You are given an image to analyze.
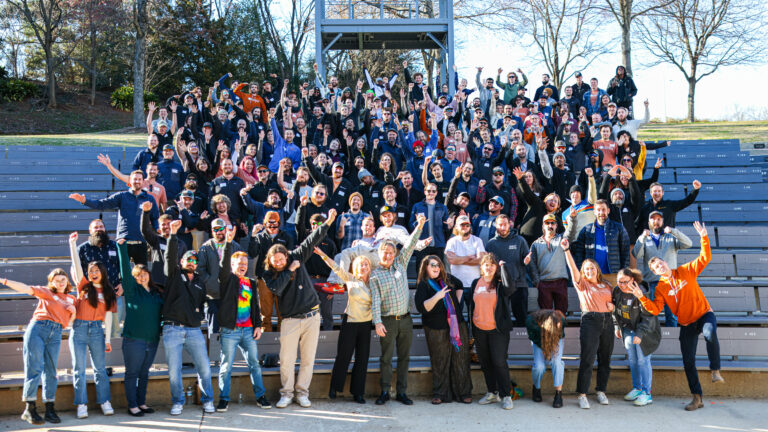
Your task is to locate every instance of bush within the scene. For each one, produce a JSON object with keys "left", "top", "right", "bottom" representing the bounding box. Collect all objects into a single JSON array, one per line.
[
  {"left": 110, "top": 85, "right": 159, "bottom": 111},
  {"left": 0, "top": 77, "right": 40, "bottom": 102}
]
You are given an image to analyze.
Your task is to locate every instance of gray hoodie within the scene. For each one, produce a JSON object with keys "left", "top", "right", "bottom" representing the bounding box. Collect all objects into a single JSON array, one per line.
[
  {"left": 528, "top": 233, "right": 569, "bottom": 284},
  {"left": 486, "top": 230, "right": 530, "bottom": 288},
  {"left": 633, "top": 228, "right": 693, "bottom": 282}
]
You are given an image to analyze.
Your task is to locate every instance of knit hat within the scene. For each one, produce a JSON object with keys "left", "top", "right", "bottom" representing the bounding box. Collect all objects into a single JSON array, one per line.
[
  {"left": 348, "top": 191, "right": 363, "bottom": 205},
  {"left": 412, "top": 140, "right": 424, "bottom": 150},
  {"left": 553, "top": 151, "right": 566, "bottom": 160},
  {"left": 357, "top": 168, "right": 373, "bottom": 181},
  {"left": 611, "top": 188, "right": 625, "bottom": 199}
]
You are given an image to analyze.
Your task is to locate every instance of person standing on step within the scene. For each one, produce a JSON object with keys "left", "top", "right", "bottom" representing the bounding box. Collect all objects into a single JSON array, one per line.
[
  {"left": 4, "top": 271, "right": 75, "bottom": 425},
  {"left": 628, "top": 221, "right": 724, "bottom": 412},
  {"left": 198, "top": 218, "right": 242, "bottom": 336},
  {"left": 526, "top": 309, "right": 566, "bottom": 408}
]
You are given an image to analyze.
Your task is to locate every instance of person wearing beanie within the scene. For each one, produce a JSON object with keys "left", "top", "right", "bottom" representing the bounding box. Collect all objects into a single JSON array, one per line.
[
  {"left": 337, "top": 192, "right": 369, "bottom": 250},
  {"left": 561, "top": 168, "right": 597, "bottom": 235},
  {"left": 598, "top": 165, "right": 642, "bottom": 242},
  {"left": 355, "top": 168, "right": 385, "bottom": 214}
]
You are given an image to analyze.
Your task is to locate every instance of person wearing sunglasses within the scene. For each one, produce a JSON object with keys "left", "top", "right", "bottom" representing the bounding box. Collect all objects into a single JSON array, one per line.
[
  {"left": 162, "top": 220, "right": 215, "bottom": 416},
  {"left": 303, "top": 147, "right": 353, "bottom": 214},
  {"left": 197, "top": 218, "right": 242, "bottom": 336},
  {"left": 410, "top": 182, "right": 449, "bottom": 266},
  {"left": 527, "top": 214, "right": 570, "bottom": 314}
]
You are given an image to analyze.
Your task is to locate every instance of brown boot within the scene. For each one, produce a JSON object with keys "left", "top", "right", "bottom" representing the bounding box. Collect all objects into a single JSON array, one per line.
[
  {"left": 711, "top": 370, "right": 725, "bottom": 383},
  {"left": 685, "top": 394, "right": 703, "bottom": 411}
]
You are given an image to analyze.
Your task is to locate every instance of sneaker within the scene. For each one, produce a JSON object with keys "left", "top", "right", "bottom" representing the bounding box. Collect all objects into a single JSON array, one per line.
[
  {"left": 712, "top": 370, "right": 725, "bottom": 383},
  {"left": 501, "top": 396, "right": 514, "bottom": 410},
  {"left": 101, "top": 401, "right": 114, "bottom": 416},
  {"left": 296, "top": 395, "right": 311, "bottom": 408},
  {"left": 624, "top": 388, "right": 643, "bottom": 401},
  {"left": 275, "top": 395, "right": 293, "bottom": 408},
  {"left": 596, "top": 391, "right": 610, "bottom": 405},
  {"left": 77, "top": 404, "right": 88, "bottom": 419},
  {"left": 478, "top": 392, "right": 500, "bottom": 405},
  {"left": 203, "top": 401, "right": 215, "bottom": 414},
  {"left": 256, "top": 396, "right": 272, "bottom": 409},
  {"left": 170, "top": 404, "right": 183, "bottom": 416},
  {"left": 634, "top": 392, "right": 653, "bottom": 406},
  {"left": 216, "top": 399, "right": 229, "bottom": 412},
  {"left": 578, "top": 395, "right": 590, "bottom": 409}
]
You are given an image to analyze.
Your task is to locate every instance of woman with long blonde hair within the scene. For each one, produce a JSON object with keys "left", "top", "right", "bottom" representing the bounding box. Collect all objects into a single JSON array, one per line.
[{"left": 526, "top": 309, "right": 566, "bottom": 408}]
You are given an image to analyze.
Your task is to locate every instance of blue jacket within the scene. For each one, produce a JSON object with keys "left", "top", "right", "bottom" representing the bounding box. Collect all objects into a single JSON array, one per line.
[
  {"left": 410, "top": 201, "right": 450, "bottom": 248},
  {"left": 406, "top": 155, "right": 428, "bottom": 192},
  {"left": 268, "top": 118, "right": 301, "bottom": 172},
  {"left": 156, "top": 159, "right": 185, "bottom": 200},
  {"left": 83, "top": 190, "right": 160, "bottom": 241},
  {"left": 572, "top": 220, "right": 630, "bottom": 274},
  {"left": 582, "top": 88, "right": 607, "bottom": 117},
  {"left": 439, "top": 158, "right": 462, "bottom": 178},
  {"left": 132, "top": 147, "right": 161, "bottom": 173}
]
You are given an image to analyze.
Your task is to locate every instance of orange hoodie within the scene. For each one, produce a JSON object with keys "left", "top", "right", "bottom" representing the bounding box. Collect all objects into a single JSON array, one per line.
[
  {"left": 639, "top": 235, "right": 712, "bottom": 326},
  {"left": 233, "top": 83, "right": 267, "bottom": 122}
]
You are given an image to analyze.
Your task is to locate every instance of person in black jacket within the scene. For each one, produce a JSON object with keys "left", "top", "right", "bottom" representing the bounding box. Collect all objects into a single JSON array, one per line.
[
  {"left": 607, "top": 66, "right": 638, "bottom": 113},
  {"left": 466, "top": 253, "right": 517, "bottom": 410},
  {"left": 612, "top": 268, "right": 661, "bottom": 407},
  {"left": 161, "top": 222, "right": 215, "bottom": 416},
  {"left": 485, "top": 214, "right": 530, "bottom": 327},
  {"left": 599, "top": 165, "right": 642, "bottom": 242},
  {"left": 264, "top": 208, "right": 337, "bottom": 409},
  {"left": 303, "top": 149, "right": 353, "bottom": 214},
  {"left": 141, "top": 203, "right": 187, "bottom": 288},
  {"left": 637, "top": 180, "right": 701, "bottom": 231},
  {"left": 414, "top": 256, "right": 472, "bottom": 405},
  {"left": 215, "top": 230, "right": 271, "bottom": 412}
]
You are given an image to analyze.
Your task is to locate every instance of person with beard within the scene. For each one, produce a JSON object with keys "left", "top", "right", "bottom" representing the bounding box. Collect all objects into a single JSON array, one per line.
[
  {"left": 473, "top": 195, "right": 505, "bottom": 246},
  {"left": 607, "top": 65, "right": 638, "bottom": 112},
  {"left": 98, "top": 155, "right": 168, "bottom": 212},
  {"left": 548, "top": 147, "right": 576, "bottom": 202},
  {"left": 208, "top": 158, "right": 246, "bottom": 223},
  {"left": 70, "top": 170, "right": 159, "bottom": 266},
  {"left": 599, "top": 165, "right": 642, "bottom": 242},
  {"left": 198, "top": 218, "right": 243, "bottom": 336},
  {"left": 633, "top": 211, "right": 693, "bottom": 327},
  {"left": 133, "top": 134, "right": 162, "bottom": 173},
  {"left": 446, "top": 162, "right": 481, "bottom": 216},
  {"left": 140, "top": 201, "right": 187, "bottom": 288},
  {"left": 562, "top": 168, "right": 598, "bottom": 234},
  {"left": 468, "top": 136, "right": 504, "bottom": 187},
  {"left": 163, "top": 190, "right": 200, "bottom": 248},
  {"left": 304, "top": 148, "right": 354, "bottom": 214},
  {"left": 486, "top": 214, "right": 530, "bottom": 327},
  {"left": 422, "top": 156, "right": 451, "bottom": 202},
  {"left": 534, "top": 73, "right": 559, "bottom": 101},
  {"left": 504, "top": 142, "right": 544, "bottom": 187},
  {"left": 637, "top": 180, "right": 701, "bottom": 232},
  {"left": 336, "top": 193, "right": 368, "bottom": 250},
  {"left": 268, "top": 111, "right": 301, "bottom": 172},
  {"left": 374, "top": 185, "right": 410, "bottom": 227},
  {"left": 403, "top": 60, "right": 432, "bottom": 102},
  {"left": 241, "top": 187, "right": 285, "bottom": 230},
  {"left": 526, "top": 214, "right": 570, "bottom": 314},
  {"left": 355, "top": 169, "right": 384, "bottom": 214},
  {"left": 76, "top": 219, "right": 121, "bottom": 292},
  {"left": 396, "top": 170, "right": 425, "bottom": 210},
  {"left": 446, "top": 215, "right": 486, "bottom": 291},
  {"left": 199, "top": 193, "right": 240, "bottom": 237},
  {"left": 156, "top": 144, "right": 185, "bottom": 200},
  {"left": 513, "top": 167, "right": 564, "bottom": 245},
  {"left": 478, "top": 167, "right": 517, "bottom": 219}
]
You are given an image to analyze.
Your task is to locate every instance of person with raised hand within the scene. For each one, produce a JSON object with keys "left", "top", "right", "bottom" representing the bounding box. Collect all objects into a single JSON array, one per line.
[
  {"left": 4, "top": 270, "right": 75, "bottom": 425},
  {"left": 264, "top": 208, "right": 337, "bottom": 409},
  {"left": 116, "top": 238, "right": 163, "bottom": 417},
  {"left": 628, "top": 221, "right": 723, "bottom": 411}
]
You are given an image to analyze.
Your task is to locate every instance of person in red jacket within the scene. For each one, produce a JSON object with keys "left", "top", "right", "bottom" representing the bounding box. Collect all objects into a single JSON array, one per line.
[{"left": 628, "top": 221, "right": 724, "bottom": 411}]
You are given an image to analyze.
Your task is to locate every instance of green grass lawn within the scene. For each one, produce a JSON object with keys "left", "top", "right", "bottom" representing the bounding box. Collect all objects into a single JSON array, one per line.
[{"left": 0, "top": 132, "right": 146, "bottom": 147}]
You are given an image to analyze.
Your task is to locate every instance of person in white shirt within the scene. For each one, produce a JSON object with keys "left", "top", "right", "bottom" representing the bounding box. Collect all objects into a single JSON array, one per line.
[{"left": 445, "top": 215, "right": 486, "bottom": 289}]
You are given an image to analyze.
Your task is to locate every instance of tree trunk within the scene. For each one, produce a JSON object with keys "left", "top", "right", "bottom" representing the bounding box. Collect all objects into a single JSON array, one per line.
[
  {"left": 132, "top": 0, "right": 148, "bottom": 128},
  {"left": 621, "top": 21, "right": 632, "bottom": 76},
  {"left": 90, "top": 24, "right": 96, "bottom": 106},
  {"left": 687, "top": 77, "right": 696, "bottom": 122},
  {"left": 45, "top": 48, "right": 56, "bottom": 108}
]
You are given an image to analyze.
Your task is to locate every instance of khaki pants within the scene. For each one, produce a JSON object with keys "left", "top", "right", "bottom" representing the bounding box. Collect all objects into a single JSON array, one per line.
[
  {"left": 279, "top": 312, "right": 321, "bottom": 398},
  {"left": 258, "top": 279, "right": 282, "bottom": 332}
]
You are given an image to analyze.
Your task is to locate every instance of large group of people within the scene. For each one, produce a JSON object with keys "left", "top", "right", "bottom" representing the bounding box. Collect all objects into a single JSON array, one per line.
[{"left": 6, "top": 62, "right": 726, "bottom": 425}]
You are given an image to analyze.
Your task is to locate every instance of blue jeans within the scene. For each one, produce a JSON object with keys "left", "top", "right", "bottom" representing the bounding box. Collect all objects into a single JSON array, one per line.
[
  {"left": 111, "top": 297, "right": 125, "bottom": 339},
  {"left": 23, "top": 320, "right": 62, "bottom": 402},
  {"left": 122, "top": 337, "right": 159, "bottom": 408},
  {"left": 218, "top": 327, "right": 266, "bottom": 401},
  {"left": 649, "top": 281, "right": 678, "bottom": 327},
  {"left": 162, "top": 324, "right": 213, "bottom": 405},
  {"left": 70, "top": 319, "right": 111, "bottom": 405},
  {"left": 531, "top": 339, "right": 564, "bottom": 389},
  {"left": 623, "top": 329, "right": 653, "bottom": 394}
]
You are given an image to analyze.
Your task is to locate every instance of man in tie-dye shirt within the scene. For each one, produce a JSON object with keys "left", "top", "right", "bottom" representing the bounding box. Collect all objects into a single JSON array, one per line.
[{"left": 215, "top": 226, "right": 272, "bottom": 412}]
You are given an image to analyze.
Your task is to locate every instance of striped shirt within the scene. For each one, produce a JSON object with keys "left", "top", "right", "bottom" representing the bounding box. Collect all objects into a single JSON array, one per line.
[{"left": 369, "top": 224, "right": 422, "bottom": 324}]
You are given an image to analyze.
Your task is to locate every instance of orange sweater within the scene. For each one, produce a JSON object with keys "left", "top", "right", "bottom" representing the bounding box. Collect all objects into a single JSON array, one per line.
[
  {"left": 233, "top": 83, "right": 267, "bottom": 122},
  {"left": 639, "top": 235, "right": 712, "bottom": 326}
]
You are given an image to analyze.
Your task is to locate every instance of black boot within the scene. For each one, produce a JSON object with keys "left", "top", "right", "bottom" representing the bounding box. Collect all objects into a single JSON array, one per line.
[
  {"left": 532, "top": 386, "right": 542, "bottom": 402},
  {"left": 553, "top": 391, "right": 563, "bottom": 408},
  {"left": 44, "top": 402, "right": 61, "bottom": 423},
  {"left": 21, "top": 402, "right": 44, "bottom": 425}
]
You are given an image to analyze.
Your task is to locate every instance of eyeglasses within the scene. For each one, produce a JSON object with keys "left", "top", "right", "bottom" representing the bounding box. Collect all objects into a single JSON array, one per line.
[
  {"left": 428, "top": 262, "right": 441, "bottom": 268},
  {"left": 544, "top": 221, "right": 557, "bottom": 225},
  {"left": 213, "top": 226, "right": 226, "bottom": 233},
  {"left": 618, "top": 279, "right": 631, "bottom": 285},
  {"left": 186, "top": 258, "right": 198, "bottom": 265},
  {"left": 493, "top": 172, "right": 504, "bottom": 176},
  {"left": 258, "top": 169, "right": 269, "bottom": 173}
]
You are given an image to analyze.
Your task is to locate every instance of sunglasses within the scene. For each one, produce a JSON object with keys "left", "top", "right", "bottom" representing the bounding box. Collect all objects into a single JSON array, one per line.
[
  {"left": 622, "top": 159, "right": 633, "bottom": 163},
  {"left": 428, "top": 262, "right": 441, "bottom": 268},
  {"left": 425, "top": 190, "right": 437, "bottom": 193},
  {"left": 186, "top": 258, "right": 198, "bottom": 264},
  {"left": 493, "top": 172, "right": 504, "bottom": 176},
  {"left": 258, "top": 169, "right": 269, "bottom": 173},
  {"left": 460, "top": 223, "right": 471, "bottom": 227},
  {"left": 311, "top": 222, "right": 324, "bottom": 227},
  {"left": 544, "top": 221, "right": 557, "bottom": 225},
  {"left": 213, "top": 226, "right": 226, "bottom": 233},
  {"left": 315, "top": 192, "right": 326, "bottom": 196}
]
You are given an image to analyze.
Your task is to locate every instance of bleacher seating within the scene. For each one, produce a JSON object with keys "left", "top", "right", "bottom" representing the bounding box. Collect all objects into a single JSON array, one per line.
[{"left": 1, "top": 139, "right": 766, "bottom": 392}]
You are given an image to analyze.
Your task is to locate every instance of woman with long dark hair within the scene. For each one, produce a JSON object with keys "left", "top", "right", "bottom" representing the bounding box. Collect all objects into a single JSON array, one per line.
[
  {"left": 314, "top": 248, "right": 372, "bottom": 404},
  {"left": 117, "top": 239, "right": 163, "bottom": 416},
  {"left": 466, "top": 253, "right": 516, "bottom": 410},
  {"left": 68, "top": 232, "right": 118, "bottom": 419},
  {"left": 526, "top": 309, "right": 566, "bottom": 408},
  {"left": 4, "top": 269, "right": 75, "bottom": 425},
  {"left": 415, "top": 255, "right": 472, "bottom": 404}
]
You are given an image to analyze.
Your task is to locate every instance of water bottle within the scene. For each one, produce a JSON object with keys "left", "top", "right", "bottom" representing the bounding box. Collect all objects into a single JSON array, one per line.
[
  {"left": 238, "top": 393, "right": 244, "bottom": 404},
  {"left": 185, "top": 385, "right": 194, "bottom": 405}
]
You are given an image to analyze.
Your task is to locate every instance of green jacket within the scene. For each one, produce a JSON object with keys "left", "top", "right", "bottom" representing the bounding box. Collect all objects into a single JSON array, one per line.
[{"left": 496, "top": 71, "right": 528, "bottom": 105}]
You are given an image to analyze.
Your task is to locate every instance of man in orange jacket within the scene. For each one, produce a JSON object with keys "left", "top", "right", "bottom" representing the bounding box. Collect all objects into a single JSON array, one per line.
[
  {"left": 629, "top": 221, "right": 723, "bottom": 411},
  {"left": 233, "top": 82, "right": 267, "bottom": 123}
]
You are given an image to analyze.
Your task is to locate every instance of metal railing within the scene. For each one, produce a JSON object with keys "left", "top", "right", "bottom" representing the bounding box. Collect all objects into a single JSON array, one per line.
[{"left": 323, "top": 0, "right": 441, "bottom": 20}]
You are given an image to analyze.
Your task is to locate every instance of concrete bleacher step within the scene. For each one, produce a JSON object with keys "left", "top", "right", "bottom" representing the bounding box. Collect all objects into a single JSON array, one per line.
[{"left": 0, "top": 211, "right": 118, "bottom": 235}]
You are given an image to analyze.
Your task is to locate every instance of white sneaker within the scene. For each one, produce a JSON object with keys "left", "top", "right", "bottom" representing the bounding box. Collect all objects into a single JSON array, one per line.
[
  {"left": 77, "top": 404, "right": 88, "bottom": 419},
  {"left": 296, "top": 395, "right": 311, "bottom": 408},
  {"left": 501, "top": 396, "right": 514, "bottom": 410},
  {"left": 634, "top": 392, "right": 653, "bottom": 406},
  {"left": 100, "top": 401, "right": 114, "bottom": 416},
  {"left": 624, "top": 388, "right": 643, "bottom": 401},
  {"left": 202, "top": 401, "right": 215, "bottom": 413},
  {"left": 170, "top": 404, "right": 183, "bottom": 416},
  {"left": 578, "top": 395, "right": 591, "bottom": 409},
  {"left": 275, "top": 395, "right": 293, "bottom": 408},
  {"left": 596, "top": 391, "right": 610, "bottom": 405},
  {"left": 478, "top": 392, "right": 500, "bottom": 405}
]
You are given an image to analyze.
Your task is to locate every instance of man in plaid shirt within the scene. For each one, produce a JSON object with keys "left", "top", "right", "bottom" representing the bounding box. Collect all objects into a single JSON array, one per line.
[
  {"left": 370, "top": 214, "right": 426, "bottom": 406},
  {"left": 335, "top": 192, "right": 368, "bottom": 250}
]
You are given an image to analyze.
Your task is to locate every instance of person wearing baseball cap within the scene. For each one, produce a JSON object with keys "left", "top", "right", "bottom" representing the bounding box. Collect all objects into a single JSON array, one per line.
[
  {"left": 157, "top": 142, "right": 185, "bottom": 200},
  {"left": 473, "top": 195, "right": 506, "bottom": 246},
  {"left": 445, "top": 215, "right": 485, "bottom": 292},
  {"left": 303, "top": 148, "right": 353, "bottom": 214},
  {"left": 485, "top": 213, "right": 530, "bottom": 327}
]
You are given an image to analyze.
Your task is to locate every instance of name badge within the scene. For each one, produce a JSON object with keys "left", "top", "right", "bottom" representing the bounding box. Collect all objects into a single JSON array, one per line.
[
  {"left": 108, "top": 250, "right": 117, "bottom": 257},
  {"left": 338, "top": 191, "right": 345, "bottom": 197},
  {"left": 97, "top": 293, "right": 104, "bottom": 301},
  {"left": 418, "top": 165, "right": 424, "bottom": 170},
  {"left": 394, "top": 270, "right": 402, "bottom": 279},
  {"left": 220, "top": 182, "right": 227, "bottom": 188},
  {"left": 398, "top": 212, "right": 405, "bottom": 218},
  {"left": 509, "top": 245, "right": 517, "bottom": 250},
  {"left": 172, "top": 169, "right": 179, "bottom": 174},
  {"left": 372, "top": 192, "right": 379, "bottom": 198},
  {"left": 345, "top": 220, "right": 351, "bottom": 226},
  {"left": 484, "top": 163, "right": 490, "bottom": 167},
  {"left": 159, "top": 243, "right": 167, "bottom": 251}
]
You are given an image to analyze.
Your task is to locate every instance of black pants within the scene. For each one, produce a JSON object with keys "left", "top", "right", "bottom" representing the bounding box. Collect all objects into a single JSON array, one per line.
[
  {"left": 473, "top": 326, "right": 510, "bottom": 396},
  {"left": 577, "top": 312, "right": 614, "bottom": 394},
  {"left": 424, "top": 323, "right": 472, "bottom": 400},
  {"left": 679, "top": 311, "right": 721, "bottom": 395},
  {"left": 510, "top": 286, "right": 528, "bottom": 327},
  {"left": 126, "top": 242, "right": 148, "bottom": 265},
  {"left": 205, "top": 299, "right": 220, "bottom": 335},
  {"left": 330, "top": 316, "right": 372, "bottom": 397}
]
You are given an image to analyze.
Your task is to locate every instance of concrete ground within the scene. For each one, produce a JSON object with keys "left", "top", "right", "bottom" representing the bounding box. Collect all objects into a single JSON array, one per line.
[{"left": 1, "top": 396, "right": 766, "bottom": 432}]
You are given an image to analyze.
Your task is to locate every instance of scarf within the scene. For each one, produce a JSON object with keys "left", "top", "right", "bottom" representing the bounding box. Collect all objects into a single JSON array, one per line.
[{"left": 427, "top": 279, "right": 462, "bottom": 351}]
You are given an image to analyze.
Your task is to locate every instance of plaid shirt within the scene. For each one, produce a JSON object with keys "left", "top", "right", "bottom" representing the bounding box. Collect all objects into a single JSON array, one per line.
[
  {"left": 337, "top": 211, "right": 368, "bottom": 250},
  {"left": 370, "top": 224, "right": 423, "bottom": 324}
]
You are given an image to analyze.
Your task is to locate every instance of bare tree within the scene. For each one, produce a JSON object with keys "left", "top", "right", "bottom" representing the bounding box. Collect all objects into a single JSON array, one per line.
[
  {"left": 601, "top": 0, "right": 672, "bottom": 76},
  {"left": 637, "top": 0, "right": 768, "bottom": 122},
  {"left": 7, "top": 0, "right": 73, "bottom": 107},
  {"left": 253, "top": 0, "right": 314, "bottom": 80},
  {"left": 132, "top": 0, "right": 149, "bottom": 128},
  {"left": 0, "top": 5, "right": 30, "bottom": 78},
  {"left": 505, "top": 0, "right": 614, "bottom": 89}
]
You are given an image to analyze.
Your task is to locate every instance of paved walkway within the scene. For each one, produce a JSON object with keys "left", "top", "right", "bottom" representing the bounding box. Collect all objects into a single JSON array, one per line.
[{"left": 1, "top": 396, "right": 765, "bottom": 431}]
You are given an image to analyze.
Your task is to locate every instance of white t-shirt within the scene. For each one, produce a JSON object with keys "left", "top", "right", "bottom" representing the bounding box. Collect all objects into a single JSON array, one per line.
[{"left": 445, "top": 235, "right": 486, "bottom": 288}]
